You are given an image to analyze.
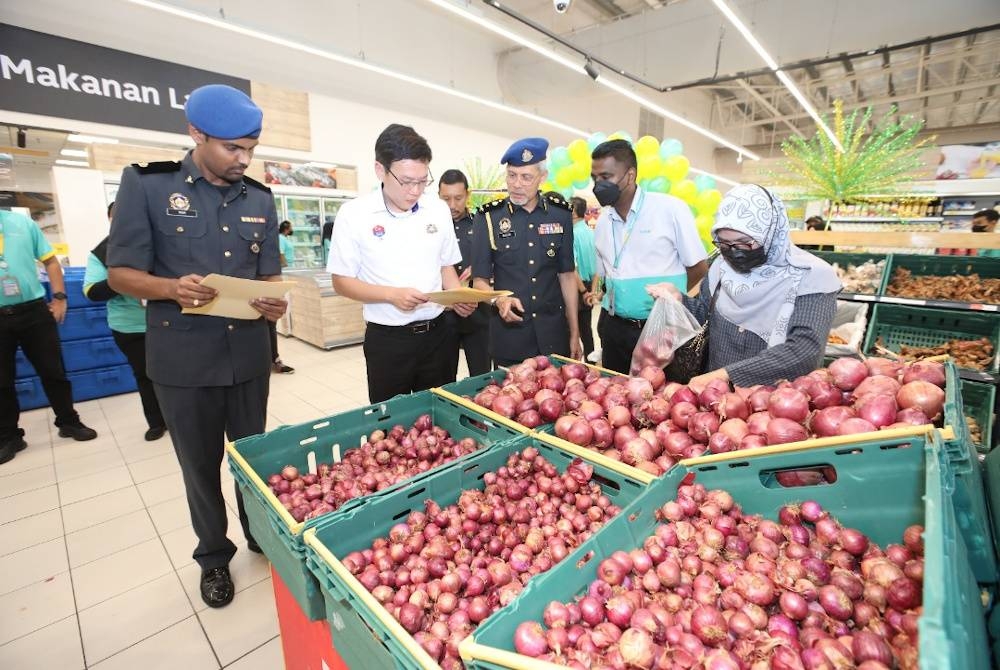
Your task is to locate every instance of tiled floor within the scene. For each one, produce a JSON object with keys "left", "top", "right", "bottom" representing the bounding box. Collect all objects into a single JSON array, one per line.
[{"left": 0, "top": 337, "right": 415, "bottom": 670}]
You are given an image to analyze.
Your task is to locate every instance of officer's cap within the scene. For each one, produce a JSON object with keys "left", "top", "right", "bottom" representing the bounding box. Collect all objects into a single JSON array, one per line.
[
  {"left": 185, "top": 85, "right": 263, "bottom": 140},
  {"left": 501, "top": 138, "right": 548, "bottom": 166}
]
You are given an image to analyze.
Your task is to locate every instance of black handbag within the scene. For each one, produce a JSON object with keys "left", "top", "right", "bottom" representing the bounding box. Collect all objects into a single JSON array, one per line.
[{"left": 665, "top": 282, "right": 721, "bottom": 383}]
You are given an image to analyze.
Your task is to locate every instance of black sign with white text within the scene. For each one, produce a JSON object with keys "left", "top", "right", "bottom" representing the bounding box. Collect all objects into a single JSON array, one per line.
[{"left": 0, "top": 24, "right": 251, "bottom": 134}]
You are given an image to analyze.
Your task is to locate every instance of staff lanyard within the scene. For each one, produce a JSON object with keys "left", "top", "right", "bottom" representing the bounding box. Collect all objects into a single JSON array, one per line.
[{"left": 611, "top": 188, "right": 644, "bottom": 271}]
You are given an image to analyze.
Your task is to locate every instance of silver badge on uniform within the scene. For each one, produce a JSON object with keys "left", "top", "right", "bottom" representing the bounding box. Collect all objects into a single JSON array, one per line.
[
  {"left": 166, "top": 192, "right": 197, "bottom": 218},
  {"left": 426, "top": 223, "right": 438, "bottom": 234},
  {"left": 547, "top": 248, "right": 556, "bottom": 257},
  {"left": 251, "top": 242, "right": 260, "bottom": 254}
]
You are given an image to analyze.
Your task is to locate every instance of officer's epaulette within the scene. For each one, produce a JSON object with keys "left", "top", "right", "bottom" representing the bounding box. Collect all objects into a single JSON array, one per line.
[
  {"left": 478, "top": 197, "right": 507, "bottom": 214},
  {"left": 132, "top": 161, "right": 181, "bottom": 174},
  {"left": 543, "top": 192, "right": 571, "bottom": 211},
  {"left": 242, "top": 175, "right": 272, "bottom": 194}
]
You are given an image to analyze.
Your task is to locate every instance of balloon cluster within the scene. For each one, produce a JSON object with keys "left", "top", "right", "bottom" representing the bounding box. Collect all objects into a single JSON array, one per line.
[{"left": 541, "top": 131, "right": 723, "bottom": 249}]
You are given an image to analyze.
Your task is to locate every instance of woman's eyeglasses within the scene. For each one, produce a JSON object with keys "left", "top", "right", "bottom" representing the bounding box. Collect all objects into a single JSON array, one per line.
[{"left": 713, "top": 237, "right": 758, "bottom": 251}]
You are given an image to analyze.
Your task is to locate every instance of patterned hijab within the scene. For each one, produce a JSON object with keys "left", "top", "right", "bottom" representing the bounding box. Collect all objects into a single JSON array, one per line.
[{"left": 707, "top": 184, "right": 841, "bottom": 346}]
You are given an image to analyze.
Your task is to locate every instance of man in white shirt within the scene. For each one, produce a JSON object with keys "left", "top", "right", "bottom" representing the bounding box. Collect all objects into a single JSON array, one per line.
[
  {"left": 588, "top": 139, "right": 708, "bottom": 374},
  {"left": 327, "top": 124, "right": 476, "bottom": 402}
]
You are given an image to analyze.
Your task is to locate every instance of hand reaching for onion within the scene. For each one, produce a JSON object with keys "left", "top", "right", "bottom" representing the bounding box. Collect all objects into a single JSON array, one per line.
[{"left": 644, "top": 282, "right": 682, "bottom": 301}]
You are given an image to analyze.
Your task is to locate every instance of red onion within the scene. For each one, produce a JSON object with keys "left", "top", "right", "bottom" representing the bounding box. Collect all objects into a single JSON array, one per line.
[
  {"left": 837, "top": 417, "right": 877, "bottom": 435},
  {"left": 717, "top": 392, "right": 749, "bottom": 420},
  {"left": 604, "top": 596, "right": 634, "bottom": 628},
  {"left": 852, "top": 630, "right": 894, "bottom": 666},
  {"left": 513, "top": 621, "right": 548, "bottom": 657},
  {"left": 901, "top": 360, "right": 946, "bottom": 387},
  {"left": 767, "top": 387, "right": 811, "bottom": 422},
  {"left": 854, "top": 393, "right": 898, "bottom": 428},
  {"left": 817, "top": 584, "right": 852, "bottom": 620},
  {"left": 690, "top": 605, "right": 727, "bottom": 645},
  {"left": 618, "top": 628, "right": 655, "bottom": 668},
  {"left": 746, "top": 411, "right": 771, "bottom": 435},
  {"left": 688, "top": 411, "right": 721, "bottom": 443},
  {"left": 897, "top": 380, "right": 945, "bottom": 420},
  {"left": 828, "top": 357, "right": 868, "bottom": 390},
  {"left": 670, "top": 402, "right": 697, "bottom": 429},
  {"left": 564, "top": 419, "right": 594, "bottom": 446},
  {"left": 748, "top": 387, "right": 772, "bottom": 413},
  {"left": 903, "top": 525, "right": 923, "bottom": 555},
  {"left": 809, "top": 405, "right": 856, "bottom": 437},
  {"left": 865, "top": 356, "right": 903, "bottom": 377},
  {"left": 637, "top": 365, "right": 666, "bottom": 391},
  {"left": 806, "top": 379, "right": 843, "bottom": 409},
  {"left": 767, "top": 417, "right": 808, "bottom": 445},
  {"left": 626, "top": 377, "right": 655, "bottom": 404},
  {"left": 887, "top": 577, "right": 921, "bottom": 610},
  {"left": 853, "top": 375, "right": 900, "bottom": 399}
]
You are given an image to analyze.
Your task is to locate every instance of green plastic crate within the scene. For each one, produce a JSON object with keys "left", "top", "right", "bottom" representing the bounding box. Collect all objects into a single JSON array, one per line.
[
  {"left": 462, "top": 433, "right": 990, "bottom": 670},
  {"left": 228, "top": 390, "right": 524, "bottom": 620},
  {"left": 303, "top": 435, "right": 647, "bottom": 670},
  {"left": 980, "top": 449, "right": 1000, "bottom": 583},
  {"left": 812, "top": 251, "right": 890, "bottom": 294},
  {"left": 962, "top": 380, "right": 997, "bottom": 454},
  {"left": 883, "top": 254, "right": 1000, "bottom": 305},
  {"left": 863, "top": 303, "right": 1000, "bottom": 376}
]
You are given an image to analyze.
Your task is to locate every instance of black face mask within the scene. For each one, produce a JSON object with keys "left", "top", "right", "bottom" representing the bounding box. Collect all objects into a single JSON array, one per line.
[
  {"left": 592, "top": 173, "right": 630, "bottom": 207},
  {"left": 720, "top": 246, "right": 768, "bottom": 274}
]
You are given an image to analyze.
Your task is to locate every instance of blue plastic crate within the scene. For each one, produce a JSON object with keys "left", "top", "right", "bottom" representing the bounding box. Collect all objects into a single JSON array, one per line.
[
  {"left": 15, "top": 376, "right": 47, "bottom": 411},
  {"left": 68, "top": 364, "right": 137, "bottom": 402},
  {"left": 57, "top": 306, "right": 111, "bottom": 341},
  {"left": 61, "top": 337, "right": 127, "bottom": 373},
  {"left": 42, "top": 267, "right": 89, "bottom": 309},
  {"left": 14, "top": 348, "right": 34, "bottom": 379}
]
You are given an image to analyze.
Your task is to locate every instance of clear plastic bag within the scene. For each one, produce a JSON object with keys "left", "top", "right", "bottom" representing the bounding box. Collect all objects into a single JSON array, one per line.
[{"left": 629, "top": 294, "right": 702, "bottom": 375}]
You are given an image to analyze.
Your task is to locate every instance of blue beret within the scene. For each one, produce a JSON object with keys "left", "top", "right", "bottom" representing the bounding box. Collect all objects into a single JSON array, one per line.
[
  {"left": 185, "top": 84, "right": 263, "bottom": 140},
  {"left": 501, "top": 137, "right": 548, "bottom": 166}
]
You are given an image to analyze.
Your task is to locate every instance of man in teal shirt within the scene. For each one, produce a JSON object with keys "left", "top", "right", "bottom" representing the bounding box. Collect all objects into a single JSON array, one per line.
[
  {"left": 571, "top": 197, "right": 598, "bottom": 359},
  {"left": 84, "top": 203, "right": 166, "bottom": 441},
  {"left": 973, "top": 210, "right": 1000, "bottom": 258},
  {"left": 1, "top": 210, "right": 97, "bottom": 465}
]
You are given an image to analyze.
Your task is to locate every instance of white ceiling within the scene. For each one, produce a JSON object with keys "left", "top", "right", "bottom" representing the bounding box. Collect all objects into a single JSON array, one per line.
[{"left": 2, "top": 0, "right": 999, "bottom": 175}]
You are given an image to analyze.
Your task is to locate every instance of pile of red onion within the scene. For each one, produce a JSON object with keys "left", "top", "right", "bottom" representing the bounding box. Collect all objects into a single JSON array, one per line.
[
  {"left": 512, "top": 483, "right": 923, "bottom": 669},
  {"left": 468, "top": 356, "right": 947, "bottom": 476},
  {"left": 266, "top": 414, "right": 481, "bottom": 522},
  {"left": 340, "top": 446, "right": 623, "bottom": 669}
]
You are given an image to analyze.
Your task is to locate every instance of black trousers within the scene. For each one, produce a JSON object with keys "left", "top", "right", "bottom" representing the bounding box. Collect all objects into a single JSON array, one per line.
[
  {"left": 0, "top": 299, "right": 79, "bottom": 441},
  {"left": 578, "top": 300, "right": 596, "bottom": 359},
  {"left": 111, "top": 330, "right": 165, "bottom": 430},
  {"left": 364, "top": 315, "right": 458, "bottom": 403},
  {"left": 154, "top": 375, "right": 268, "bottom": 570},
  {"left": 267, "top": 320, "right": 279, "bottom": 363},
  {"left": 596, "top": 309, "right": 644, "bottom": 375},
  {"left": 459, "top": 327, "right": 491, "bottom": 376}
]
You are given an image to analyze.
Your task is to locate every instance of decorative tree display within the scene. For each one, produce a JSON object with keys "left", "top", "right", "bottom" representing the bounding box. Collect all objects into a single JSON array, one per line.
[
  {"left": 464, "top": 157, "right": 506, "bottom": 211},
  {"left": 777, "top": 100, "right": 933, "bottom": 202}
]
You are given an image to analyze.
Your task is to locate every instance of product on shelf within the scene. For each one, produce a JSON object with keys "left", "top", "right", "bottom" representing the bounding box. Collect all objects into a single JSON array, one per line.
[
  {"left": 341, "top": 447, "right": 622, "bottom": 668},
  {"left": 471, "top": 356, "right": 946, "bottom": 475},
  {"left": 883, "top": 337, "right": 995, "bottom": 372},
  {"left": 829, "top": 259, "right": 886, "bottom": 294},
  {"left": 510, "top": 487, "right": 922, "bottom": 669},
  {"left": 887, "top": 268, "right": 1000, "bottom": 304},
  {"left": 266, "top": 415, "right": 482, "bottom": 522}
]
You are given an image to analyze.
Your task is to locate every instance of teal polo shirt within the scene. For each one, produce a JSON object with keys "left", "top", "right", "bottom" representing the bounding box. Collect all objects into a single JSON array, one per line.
[
  {"left": 279, "top": 234, "right": 294, "bottom": 265},
  {"left": 0, "top": 210, "right": 54, "bottom": 306},
  {"left": 83, "top": 252, "right": 147, "bottom": 333}
]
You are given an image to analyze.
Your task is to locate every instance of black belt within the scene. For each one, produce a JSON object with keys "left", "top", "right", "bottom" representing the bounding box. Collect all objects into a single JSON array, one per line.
[
  {"left": 367, "top": 313, "right": 446, "bottom": 335},
  {"left": 603, "top": 308, "right": 646, "bottom": 329},
  {"left": 0, "top": 298, "right": 45, "bottom": 316}
]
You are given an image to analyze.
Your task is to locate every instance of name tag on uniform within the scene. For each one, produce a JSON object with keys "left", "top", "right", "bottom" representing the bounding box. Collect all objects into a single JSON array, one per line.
[
  {"left": 241, "top": 216, "right": 267, "bottom": 223},
  {"left": 538, "top": 223, "right": 563, "bottom": 235},
  {"left": 166, "top": 193, "right": 197, "bottom": 217}
]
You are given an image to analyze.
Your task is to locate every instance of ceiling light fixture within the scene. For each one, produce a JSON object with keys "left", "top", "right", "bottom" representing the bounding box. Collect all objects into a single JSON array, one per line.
[
  {"left": 60, "top": 148, "right": 89, "bottom": 158},
  {"left": 710, "top": 0, "right": 843, "bottom": 152},
  {"left": 425, "top": 0, "right": 760, "bottom": 159},
  {"left": 55, "top": 159, "right": 90, "bottom": 167},
  {"left": 67, "top": 134, "right": 120, "bottom": 144},
  {"left": 126, "top": 0, "right": 586, "bottom": 136}
]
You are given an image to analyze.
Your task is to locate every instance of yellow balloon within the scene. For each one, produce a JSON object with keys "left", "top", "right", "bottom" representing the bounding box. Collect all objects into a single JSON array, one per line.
[
  {"left": 637, "top": 155, "right": 661, "bottom": 180},
  {"left": 663, "top": 155, "right": 690, "bottom": 183},
  {"left": 695, "top": 214, "right": 715, "bottom": 235},
  {"left": 567, "top": 138, "right": 589, "bottom": 163},
  {"left": 671, "top": 179, "right": 698, "bottom": 203},
  {"left": 569, "top": 161, "right": 590, "bottom": 182},
  {"left": 635, "top": 135, "right": 660, "bottom": 158},
  {"left": 554, "top": 169, "right": 573, "bottom": 189},
  {"left": 695, "top": 189, "right": 722, "bottom": 216},
  {"left": 541, "top": 181, "right": 555, "bottom": 192}
]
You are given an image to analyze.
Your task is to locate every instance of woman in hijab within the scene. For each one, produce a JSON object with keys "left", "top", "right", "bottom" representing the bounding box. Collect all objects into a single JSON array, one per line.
[{"left": 648, "top": 184, "right": 841, "bottom": 388}]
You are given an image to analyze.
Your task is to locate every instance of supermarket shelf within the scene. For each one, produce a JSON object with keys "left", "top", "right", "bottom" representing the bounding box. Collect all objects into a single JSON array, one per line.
[
  {"left": 829, "top": 216, "right": 944, "bottom": 223},
  {"left": 944, "top": 211, "right": 980, "bottom": 216},
  {"left": 791, "top": 231, "right": 1000, "bottom": 248},
  {"left": 837, "top": 292, "right": 999, "bottom": 313}
]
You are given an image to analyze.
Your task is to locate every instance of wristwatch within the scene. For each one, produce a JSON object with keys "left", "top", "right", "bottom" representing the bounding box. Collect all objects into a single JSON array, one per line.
[{"left": 51, "top": 292, "right": 68, "bottom": 300}]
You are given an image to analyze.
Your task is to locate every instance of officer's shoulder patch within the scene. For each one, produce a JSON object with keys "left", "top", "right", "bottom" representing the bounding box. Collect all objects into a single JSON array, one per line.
[
  {"left": 242, "top": 175, "right": 272, "bottom": 194},
  {"left": 479, "top": 197, "right": 507, "bottom": 213},
  {"left": 132, "top": 161, "right": 181, "bottom": 174},
  {"left": 543, "top": 192, "right": 571, "bottom": 210}
]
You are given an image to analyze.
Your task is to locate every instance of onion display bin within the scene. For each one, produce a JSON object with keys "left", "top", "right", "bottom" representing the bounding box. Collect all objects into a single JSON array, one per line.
[
  {"left": 302, "top": 435, "right": 647, "bottom": 670},
  {"left": 227, "top": 390, "right": 524, "bottom": 621},
  {"left": 460, "top": 432, "right": 989, "bottom": 670}
]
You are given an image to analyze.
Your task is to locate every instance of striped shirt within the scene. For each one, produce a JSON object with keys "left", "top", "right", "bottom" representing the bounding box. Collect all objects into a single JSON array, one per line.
[{"left": 683, "top": 276, "right": 838, "bottom": 386}]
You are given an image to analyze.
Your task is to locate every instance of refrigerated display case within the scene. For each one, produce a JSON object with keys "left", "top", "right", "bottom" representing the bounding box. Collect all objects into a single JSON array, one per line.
[{"left": 272, "top": 195, "right": 352, "bottom": 269}]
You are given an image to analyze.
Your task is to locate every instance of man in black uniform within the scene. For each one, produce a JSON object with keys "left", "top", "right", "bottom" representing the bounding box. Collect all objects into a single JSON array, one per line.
[
  {"left": 107, "top": 85, "right": 287, "bottom": 609},
  {"left": 438, "top": 169, "right": 491, "bottom": 376},
  {"left": 470, "top": 138, "right": 582, "bottom": 367}
]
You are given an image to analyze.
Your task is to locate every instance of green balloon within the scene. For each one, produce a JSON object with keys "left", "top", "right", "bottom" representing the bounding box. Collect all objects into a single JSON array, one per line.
[
  {"left": 559, "top": 186, "right": 575, "bottom": 199},
  {"left": 587, "top": 131, "right": 608, "bottom": 151},
  {"left": 573, "top": 178, "right": 591, "bottom": 190},
  {"left": 550, "top": 146, "right": 571, "bottom": 170},
  {"left": 648, "top": 176, "right": 670, "bottom": 193}
]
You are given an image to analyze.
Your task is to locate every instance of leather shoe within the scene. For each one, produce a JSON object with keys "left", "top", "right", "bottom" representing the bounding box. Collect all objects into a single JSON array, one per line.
[
  {"left": 0, "top": 438, "right": 27, "bottom": 465},
  {"left": 271, "top": 360, "right": 295, "bottom": 374},
  {"left": 144, "top": 426, "right": 167, "bottom": 441},
  {"left": 247, "top": 538, "right": 263, "bottom": 554},
  {"left": 200, "top": 566, "right": 235, "bottom": 608},
  {"left": 57, "top": 423, "right": 97, "bottom": 441}
]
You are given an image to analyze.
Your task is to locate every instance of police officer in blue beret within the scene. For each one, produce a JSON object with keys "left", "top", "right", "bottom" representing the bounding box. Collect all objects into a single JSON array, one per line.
[
  {"left": 470, "top": 138, "right": 582, "bottom": 366},
  {"left": 107, "top": 84, "right": 287, "bottom": 608}
]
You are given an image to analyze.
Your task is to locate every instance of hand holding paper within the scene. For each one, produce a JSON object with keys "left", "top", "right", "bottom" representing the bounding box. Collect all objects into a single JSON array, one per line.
[{"left": 181, "top": 274, "right": 296, "bottom": 320}]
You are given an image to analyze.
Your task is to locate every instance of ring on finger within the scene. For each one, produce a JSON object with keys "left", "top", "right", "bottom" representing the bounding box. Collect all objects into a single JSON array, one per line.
[{"left": 193, "top": 299, "right": 200, "bottom": 307}]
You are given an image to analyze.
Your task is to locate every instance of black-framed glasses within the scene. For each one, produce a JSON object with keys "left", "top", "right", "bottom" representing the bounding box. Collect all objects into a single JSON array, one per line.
[
  {"left": 387, "top": 167, "right": 434, "bottom": 192},
  {"left": 713, "top": 237, "right": 759, "bottom": 251}
]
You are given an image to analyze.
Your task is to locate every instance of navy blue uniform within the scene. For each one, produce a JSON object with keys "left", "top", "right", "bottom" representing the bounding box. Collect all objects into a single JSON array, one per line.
[
  {"left": 451, "top": 211, "right": 491, "bottom": 376},
  {"left": 108, "top": 152, "right": 280, "bottom": 570},
  {"left": 470, "top": 192, "right": 575, "bottom": 366}
]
